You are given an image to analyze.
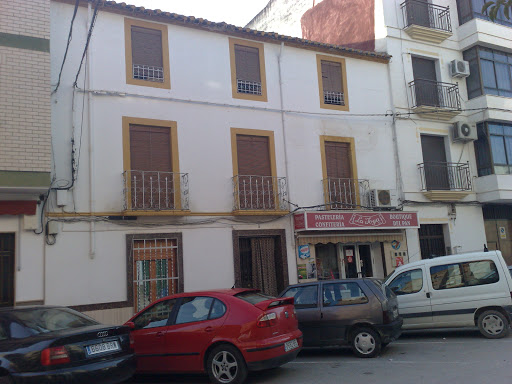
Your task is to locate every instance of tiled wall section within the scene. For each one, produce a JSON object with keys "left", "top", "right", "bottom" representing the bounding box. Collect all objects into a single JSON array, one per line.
[
  {"left": 0, "top": 0, "right": 51, "bottom": 39},
  {"left": 0, "top": 0, "right": 51, "bottom": 173}
]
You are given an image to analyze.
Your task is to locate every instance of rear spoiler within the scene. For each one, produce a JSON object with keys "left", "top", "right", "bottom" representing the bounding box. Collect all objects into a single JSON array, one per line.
[{"left": 254, "top": 297, "right": 294, "bottom": 311}]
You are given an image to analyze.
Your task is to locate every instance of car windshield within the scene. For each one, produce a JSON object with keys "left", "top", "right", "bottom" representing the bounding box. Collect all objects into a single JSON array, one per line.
[
  {"left": 235, "top": 291, "right": 275, "bottom": 305},
  {"left": 10, "top": 308, "right": 98, "bottom": 335}
]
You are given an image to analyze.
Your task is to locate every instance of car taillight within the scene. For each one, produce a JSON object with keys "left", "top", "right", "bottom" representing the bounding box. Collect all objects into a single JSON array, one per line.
[
  {"left": 257, "top": 312, "right": 277, "bottom": 327},
  {"left": 41, "top": 346, "right": 70, "bottom": 366},
  {"left": 129, "top": 332, "right": 135, "bottom": 350}
]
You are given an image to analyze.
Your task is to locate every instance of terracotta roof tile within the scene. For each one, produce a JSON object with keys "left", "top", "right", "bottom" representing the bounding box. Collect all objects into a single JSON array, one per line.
[{"left": 92, "top": 0, "right": 391, "bottom": 62}]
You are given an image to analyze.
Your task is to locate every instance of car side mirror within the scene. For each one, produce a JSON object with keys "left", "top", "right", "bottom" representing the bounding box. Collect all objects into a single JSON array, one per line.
[{"left": 126, "top": 321, "right": 136, "bottom": 330}]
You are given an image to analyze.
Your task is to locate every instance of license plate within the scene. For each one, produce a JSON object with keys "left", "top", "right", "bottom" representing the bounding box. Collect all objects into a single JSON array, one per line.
[
  {"left": 86, "top": 341, "right": 120, "bottom": 356},
  {"left": 284, "top": 339, "right": 299, "bottom": 352}
]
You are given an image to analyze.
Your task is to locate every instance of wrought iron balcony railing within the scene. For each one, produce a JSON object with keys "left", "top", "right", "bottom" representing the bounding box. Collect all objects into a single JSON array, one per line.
[
  {"left": 233, "top": 175, "right": 288, "bottom": 211},
  {"left": 123, "top": 170, "right": 189, "bottom": 211},
  {"left": 322, "top": 178, "right": 371, "bottom": 210},
  {"left": 401, "top": 0, "right": 452, "bottom": 32},
  {"left": 409, "top": 79, "right": 461, "bottom": 110},
  {"left": 418, "top": 162, "right": 471, "bottom": 191}
]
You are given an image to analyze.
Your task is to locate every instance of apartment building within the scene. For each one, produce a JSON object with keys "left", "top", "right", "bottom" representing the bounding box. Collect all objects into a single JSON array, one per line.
[
  {"left": 248, "top": 0, "right": 512, "bottom": 264},
  {"left": 0, "top": 0, "right": 51, "bottom": 307},
  {"left": 42, "top": 0, "right": 419, "bottom": 323}
]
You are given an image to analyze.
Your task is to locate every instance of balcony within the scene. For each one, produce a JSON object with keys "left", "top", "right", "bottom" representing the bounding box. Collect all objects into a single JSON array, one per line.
[
  {"left": 233, "top": 175, "right": 288, "bottom": 214},
  {"left": 474, "top": 174, "right": 512, "bottom": 203},
  {"left": 401, "top": 0, "right": 452, "bottom": 43},
  {"left": 409, "top": 79, "right": 461, "bottom": 120},
  {"left": 123, "top": 170, "right": 189, "bottom": 212},
  {"left": 418, "top": 162, "right": 472, "bottom": 201},
  {"left": 322, "top": 178, "right": 371, "bottom": 210}
]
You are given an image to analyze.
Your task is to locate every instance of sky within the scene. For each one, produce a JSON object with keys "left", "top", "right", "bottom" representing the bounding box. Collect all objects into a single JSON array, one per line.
[{"left": 128, "top": 0, "right": 271, "bottom": 27}]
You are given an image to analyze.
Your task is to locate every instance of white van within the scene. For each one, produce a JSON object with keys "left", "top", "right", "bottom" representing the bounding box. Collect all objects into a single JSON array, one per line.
[{"left": 384, "top": 251, "right": 512, "bottom": 338}]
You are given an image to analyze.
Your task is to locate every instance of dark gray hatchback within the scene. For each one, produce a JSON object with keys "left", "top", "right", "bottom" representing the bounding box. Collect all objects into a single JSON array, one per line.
[{"left": 279, "top": 278, "right": 403, "bottom": 358}]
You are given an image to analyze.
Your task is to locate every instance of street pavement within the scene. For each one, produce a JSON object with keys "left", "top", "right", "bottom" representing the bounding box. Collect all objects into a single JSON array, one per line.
[{"left": 126, "top": 329, "right": 512, "bottom": 384}]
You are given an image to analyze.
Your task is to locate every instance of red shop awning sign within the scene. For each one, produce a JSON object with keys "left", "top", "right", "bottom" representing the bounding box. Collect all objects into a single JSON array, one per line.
[{"left": 294, "top": 211, "right": 419, "bottom": 231}]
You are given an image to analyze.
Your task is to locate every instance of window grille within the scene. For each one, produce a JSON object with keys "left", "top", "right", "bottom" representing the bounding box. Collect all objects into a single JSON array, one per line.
[
  {"left": 237, "top": 79, "right": 262, "bottom": 95},
  {"left": 324, "top": 91, "right": 345, "bottom": 105},
  {"left": 133, "top": 64, "right": 164, "bottom": 82},
  {"left": 133, "top": 238, "right": 179, "bottom": 311}
]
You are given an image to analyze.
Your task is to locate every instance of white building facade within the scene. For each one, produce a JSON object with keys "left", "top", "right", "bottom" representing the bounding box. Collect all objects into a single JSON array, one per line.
[
  {"left": 248, "top": 0, "right": 512, "bottom": 266},
  {"left": 43, "top": 0, "right": 416, "bottom": 323}
]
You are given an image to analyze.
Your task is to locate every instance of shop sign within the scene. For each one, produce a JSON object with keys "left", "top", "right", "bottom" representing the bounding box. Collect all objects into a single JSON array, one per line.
[{"left": 294, "top": 211, "right": 419, "bottom": 231}]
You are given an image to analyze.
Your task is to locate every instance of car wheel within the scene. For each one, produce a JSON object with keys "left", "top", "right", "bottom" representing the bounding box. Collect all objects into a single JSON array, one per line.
[
  {"left": 206, "top": 344, "right": 248, "bottom": 384},
  {"left": 478, "top": 310, "right": 509, "bottom": 339},
  {"left": 350, "top": 327, "right": 382, "bottom": 358}
]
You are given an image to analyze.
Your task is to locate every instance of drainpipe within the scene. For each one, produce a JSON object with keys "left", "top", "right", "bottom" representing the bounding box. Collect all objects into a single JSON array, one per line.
[
  {"left": 386, "top": 63, "right": 404, "bottom": 204},
  {"left": 278, "top": 42, "right": 296, "bottom": 281},
  {"left": 87, "top": 2, "right": 96, "bottom": 259}
]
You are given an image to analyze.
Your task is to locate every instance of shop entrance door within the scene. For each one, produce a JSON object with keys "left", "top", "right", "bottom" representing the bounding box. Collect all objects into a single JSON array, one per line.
[{"left": 341, "top": 244, "right": 373, "bottom": 278}]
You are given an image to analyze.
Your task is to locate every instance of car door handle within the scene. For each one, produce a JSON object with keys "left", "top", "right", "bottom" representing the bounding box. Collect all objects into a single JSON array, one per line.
[
  {"left": 205, "top": 326, "right": 214, "bottom": 332},
  {"left": 426, "top": 292, "right": 431, "bottom": 298},
  {"left": 156, "top": 331, "right": 165, "bottom": 337}
]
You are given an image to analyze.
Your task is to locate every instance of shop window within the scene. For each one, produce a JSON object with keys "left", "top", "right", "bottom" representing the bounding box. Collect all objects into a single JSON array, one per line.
[
  {"left": 229, "top": 38, "right": 267, "bottom": 102},
  {"left": 316, "top": 54, "right": 349, "bottom": 111},
  {"left": 124, "top": 18, "right": 170, "bottom": 89}
]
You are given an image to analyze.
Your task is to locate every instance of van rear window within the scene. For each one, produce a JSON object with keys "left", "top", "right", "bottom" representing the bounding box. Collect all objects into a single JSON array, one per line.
[{"left": 430, "top": 260, "right": 499, "bottom": 290}]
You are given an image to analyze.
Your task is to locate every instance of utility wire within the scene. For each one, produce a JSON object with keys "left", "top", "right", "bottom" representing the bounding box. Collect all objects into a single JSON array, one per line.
[
  {"left": 73, "top": 0, "right": 101, "bottom": 87},
  {"left": 52, "top": 0, "right": 80, "bottom": 95}
]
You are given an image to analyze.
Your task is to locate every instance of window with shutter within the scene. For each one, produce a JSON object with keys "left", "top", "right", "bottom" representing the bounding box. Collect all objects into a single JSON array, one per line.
[
  {"left": 123, "top": 117, "right": 181, "bottom": 211},
  {"left": 229, "top": 38, "right": 268, "bottom": 102},
  {"left": 124, "top": 18, "right": 170, "bottom": 89},
  {"left": 131, "top": 26, "right": 164, "bottom": 82},
  {"left": 321, "top": 136, "right": 358, "bottom": 210},
  {"left": 317, "top": 55, "right": 349, "bottom": 111},
  {"left": 231, "top": 129, "right": 278, "bottom": 211}
]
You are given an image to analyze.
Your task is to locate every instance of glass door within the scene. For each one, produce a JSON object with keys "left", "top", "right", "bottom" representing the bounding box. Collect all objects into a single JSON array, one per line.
[{"left": 340, "top": 244, "right": 373, "bottom": 278}]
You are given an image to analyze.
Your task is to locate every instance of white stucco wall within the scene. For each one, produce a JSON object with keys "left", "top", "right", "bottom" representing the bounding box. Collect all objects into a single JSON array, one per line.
[{"left": 48, "top": 1, "right": 396, "bottom": 313}]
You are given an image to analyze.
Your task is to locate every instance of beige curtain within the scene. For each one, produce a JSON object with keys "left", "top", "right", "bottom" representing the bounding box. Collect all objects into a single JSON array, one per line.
[{"left": 251, "top": 238, "right": 278, "bottom": 297}]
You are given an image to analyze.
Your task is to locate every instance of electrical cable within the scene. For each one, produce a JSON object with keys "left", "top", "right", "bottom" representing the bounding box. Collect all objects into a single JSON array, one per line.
[
  {"left": 52, "top": 0, "right": 80, "bottom": 94},
  {"left": 73, "top": 0, "right": 101, "bottom": 87}
]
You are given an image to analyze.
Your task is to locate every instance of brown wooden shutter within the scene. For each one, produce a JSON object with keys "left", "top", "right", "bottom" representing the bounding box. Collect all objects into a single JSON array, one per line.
[
  {"left": 236, "top": 135, "right": 271, "bottom": 176},
  {"left": 234, "top": 45, "right": 261, "bottom": 83},
  {"left": 325, "top": 141, "right": 352, "bottom": 179},
  {"left": 321, "top": 60, "right": 343, "bottom": 93},
  {"left": 131, "top": 26, "right": 163, "bottom": 67},
  {"left": 130, "top": 125, "right": 171, "bottom": 172}
]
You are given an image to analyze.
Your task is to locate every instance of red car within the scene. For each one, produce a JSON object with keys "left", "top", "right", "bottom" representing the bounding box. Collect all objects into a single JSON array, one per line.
[{"left": 125, "top": 289, "right": 302, "bottom": 384}]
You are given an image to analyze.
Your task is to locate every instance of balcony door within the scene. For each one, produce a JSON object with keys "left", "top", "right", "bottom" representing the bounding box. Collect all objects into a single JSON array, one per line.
[
  {"left": 421, "top": 135, "right": 450, "bottom": 190},
  {"left": 325, "top": 141, "right": 354, "bottom": 209},
  {"left": 412, "top": 56, "right": 439, "bottom": 106},
  {"left": 236, "top": 134, "right": 274, "bottom": 210},
  {"left": 406, "top": 0, "right": 432, "bottom": 28},
  {"left": 130, "top": 125, "right": 174, "bottom": 209},
  {"left": 0, "top": 234, "right": 15, "bottom": 307}
]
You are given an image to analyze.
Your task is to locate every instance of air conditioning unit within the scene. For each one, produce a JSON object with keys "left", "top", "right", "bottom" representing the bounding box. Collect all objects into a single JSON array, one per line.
[
  {"left": 368, "top": 189, "right": 397, "bottom": 209},
  {"left": 450, "top": 59, "right": 470, "bottom": 78},
  {"left": 453, "top": 121, "right": 477, "bottom": 142}
]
